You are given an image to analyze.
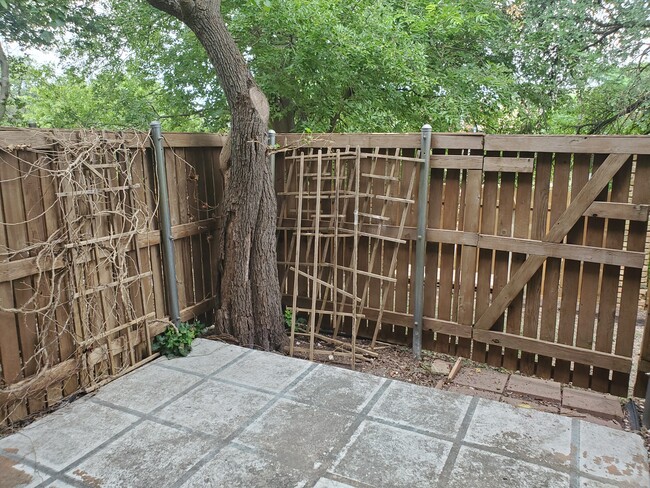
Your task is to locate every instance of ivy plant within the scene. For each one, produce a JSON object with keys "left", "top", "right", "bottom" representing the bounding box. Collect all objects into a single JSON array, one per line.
[
  {"left": 284, "top": 307, "right": 307, "bottom": 333},
  {"left": 153, "top": 320, "right": 206, "bottom": 358}
]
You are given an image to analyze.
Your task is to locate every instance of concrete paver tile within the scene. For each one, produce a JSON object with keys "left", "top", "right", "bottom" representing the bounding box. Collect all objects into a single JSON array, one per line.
[
  {"left": 453, "top": 368, "right": 509, "bottom": 394},
  {"left": 580, "top": 479, "right": 621, "bottom": 487},
  {"left": 465, "top": 398, "right": 573, "bottom": 466},
  {"left": 505, "top": 375, "right": 562, "bottom": 403},
  {"left": 181, "top": 444, "right": 307, "bottom": 487},
  {"left": 562, "top": 389, "right": 623, "bottom": 421},
  {"left": 313, "top": 478, "right": 356, "bottom": 488},
  {"left": 154, "top": 380, "right": 273, "bottom": 438},
  {"left": 160, "top": 341, "right": 244, "bottom": 375},
  {"left": 446, "top": 446, "right": 570, "bottom": 488},
  {"left": 0, "top": 399, "right": 138, "bottom": 471},
  {"left": 214, "top": 350, "right": 311, "bottom": 392},
  {"left": 330, "top": 420, "right": 452, "bottom": 488},
  {"left": 236, "top": 399, "right": 356, "bottom": 471},
  {"left": 370, "top": 380, "right": 471, "bottom": 438},
  {"left": 287, "top": 364, "right": 385, "bottom": 413},
  {"left": 67, "top": 420, "right": 211, "bottom": 487},
  {"left": 41, "top": 481, "right": 77, "bottom": 488},
  {"left": 578, "top": 420, "right": 649, "bottom": 486},
  {"left": 92, "top": 363, "right": 201, "bottom": 413}
]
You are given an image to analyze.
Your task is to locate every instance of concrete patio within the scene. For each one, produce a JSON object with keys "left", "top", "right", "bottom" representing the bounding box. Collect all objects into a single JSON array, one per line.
[{"left": 1, "top": 338, "right": 648, "bottom": 488}]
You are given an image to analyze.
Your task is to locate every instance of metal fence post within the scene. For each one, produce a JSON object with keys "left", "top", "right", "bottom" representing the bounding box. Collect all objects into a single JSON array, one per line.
[
  {"left": 413, "top": 124, "right": 432, "bottom": 359},
  {"left": 268, "top": 129, "right": 276, "bottom": 186},
  {"left": 643, "top": 373, "right": 650, "bottom": 429},
  {"left": 150, "top": 121, "right": 180, "bottom": 325}
]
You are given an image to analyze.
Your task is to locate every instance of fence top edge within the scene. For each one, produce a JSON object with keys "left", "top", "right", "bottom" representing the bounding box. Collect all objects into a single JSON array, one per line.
[{"left": 2, "top": 128, "right": 650, "bottom": 153}]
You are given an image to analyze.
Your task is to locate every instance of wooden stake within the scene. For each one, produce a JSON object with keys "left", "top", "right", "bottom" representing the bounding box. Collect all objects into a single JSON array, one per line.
[{"left": 289, "top": 154, "right": 306, "bottom": 357}]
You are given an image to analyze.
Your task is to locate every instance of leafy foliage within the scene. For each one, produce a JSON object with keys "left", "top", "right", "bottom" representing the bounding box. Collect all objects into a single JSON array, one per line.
[
  {"left": 152, "top": 321, "right": 207, "bottom": 358},
  {"left": 283, "top": 307, "right": 307, "bottom": 332},
  {"left": 0, "top": 0, "right": 95, "bottom": 47},
  {"left": 1, "top": 0, "right": 649, "bottom": 134}
]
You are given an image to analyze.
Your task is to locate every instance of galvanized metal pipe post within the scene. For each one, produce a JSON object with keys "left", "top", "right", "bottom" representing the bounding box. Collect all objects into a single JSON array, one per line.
[
  {"left": 643, "top": 373, "right": 650, "bottom": 429},
  {"left": 150, "top": 121, "right": 180, "bottom": 325},
  {"left": 412, "top": 124, "right": 432, "bottom": 359},
  {"left": 268, "top": 129, "right": 276, "bottom": 185}
]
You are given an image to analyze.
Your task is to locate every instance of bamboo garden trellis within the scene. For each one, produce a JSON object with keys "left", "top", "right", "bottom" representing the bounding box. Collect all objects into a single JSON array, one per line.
[{"left": 278, "top": 144, "right": 419, "bottom": 367}]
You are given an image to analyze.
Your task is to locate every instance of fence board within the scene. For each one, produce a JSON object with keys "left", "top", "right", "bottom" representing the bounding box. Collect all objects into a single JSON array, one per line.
[
  {"left": 613, "top": 155, "right": 650, "bottom": 395},
  {"left": 488, "top": 160, "right": 516, "bottom": 367},
  {"left": 593, "top": 160, "right": 631, "bottom": 391},
  {"left": 473, "top": 167, "right": 497, "bottom": 364},
  {"left": 503, "top": 156, "right": 533, "bottom": 371},
  {"left": 537, "top": 153, "right": 570, "bottom": 378}
]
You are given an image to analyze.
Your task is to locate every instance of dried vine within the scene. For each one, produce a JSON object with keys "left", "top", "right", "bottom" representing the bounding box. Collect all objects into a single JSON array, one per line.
[{"left": 0, "top": 129, "right": 160, "bottom": 427}]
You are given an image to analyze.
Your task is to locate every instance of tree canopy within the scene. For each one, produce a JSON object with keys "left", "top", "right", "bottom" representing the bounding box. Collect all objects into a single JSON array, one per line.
[{"left": 1, "top": 0, "right": 649, "bottom": 134}]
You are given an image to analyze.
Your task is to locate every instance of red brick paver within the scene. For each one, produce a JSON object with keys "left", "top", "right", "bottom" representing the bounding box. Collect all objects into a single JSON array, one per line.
[
  {"left": 453, "top": 368, "right": 509, "bottom": 394},
  {"left": 446, "top": 384, "right": 502, "bottom": 401},
  {"left": 559, "top": 407, "right": 623, "bottom": 430},
  {"left": 561, "top": 388, "right": 623, "bottom": 421},
  {"left": 505, "top": 375, "right": 562, "bottom": 403},
  {"left": 500, "top": 396, "right": 560, "bottom": 414}
]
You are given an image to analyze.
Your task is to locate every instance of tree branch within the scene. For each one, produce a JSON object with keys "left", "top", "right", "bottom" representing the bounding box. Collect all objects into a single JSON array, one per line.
[
  {"left": 0, "top": 38, "right": 9, "bottom": 121},
  {"left": 576, "top": 93, "right": 650, "bottom": 134},
  {"left": 146, "top": 0, "right": 183, "bottom": 18}
]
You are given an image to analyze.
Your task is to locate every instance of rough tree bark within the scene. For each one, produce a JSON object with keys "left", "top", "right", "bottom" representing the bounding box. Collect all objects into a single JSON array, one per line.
[
  {"left": 147, "top": 0, "right": 285, "bottom": 350},
  {"left": 0, "top": 39, "right": 9, "bottom": 121}
]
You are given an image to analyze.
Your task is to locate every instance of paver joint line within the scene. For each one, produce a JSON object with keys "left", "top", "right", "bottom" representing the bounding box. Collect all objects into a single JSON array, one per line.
[
  {"left": 304, "top": 378, "right": 392, "bottom": 487},
  {"left": 569, "top": 418, "right": 581, "bottom": 488},
  {"left": 170, "top": 360, "right": 319, "bottom": 488},
  {"left": 436, "top": 395, "right": 480, "bottom": 486}
]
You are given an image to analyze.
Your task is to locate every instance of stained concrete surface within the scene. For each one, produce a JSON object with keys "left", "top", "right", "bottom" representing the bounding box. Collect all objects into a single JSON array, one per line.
[{"left": 1, "top": 339, "right": 648, "bottom": 487}]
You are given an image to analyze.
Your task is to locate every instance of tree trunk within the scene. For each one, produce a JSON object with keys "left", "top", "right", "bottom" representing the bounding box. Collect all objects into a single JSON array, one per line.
[
  {"left": 147, "top": 0, "right": 285, "bottom": 350},
  {"left": 0, "top": 39, "right": 9, "bottom": 121},
  {"left": 271, "top": 97, "right": 295, "bottom": 132}
]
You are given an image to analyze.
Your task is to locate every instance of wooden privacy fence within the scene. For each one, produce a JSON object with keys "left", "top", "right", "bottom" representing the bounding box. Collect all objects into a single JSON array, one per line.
[
  {"left": 3, "top": 128, "right": 650, "bottom": 427},
  {"left": 0, "top": 128, "right": 223, "bottom": 425},
  {"left": 275, "top": 133, "right": 650, "bottom": 396}
]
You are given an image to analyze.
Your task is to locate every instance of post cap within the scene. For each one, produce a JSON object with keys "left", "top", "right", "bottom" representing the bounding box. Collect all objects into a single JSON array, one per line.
[
  {"left": 150, "top": 121, "right": 161, "bottom": 128},
  {"left": 421, "top": 124, "right": 432, "bottom": 131}
]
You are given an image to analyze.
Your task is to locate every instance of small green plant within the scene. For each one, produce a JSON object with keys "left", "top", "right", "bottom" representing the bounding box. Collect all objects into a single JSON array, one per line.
[
  {"left": 283, "top": 307, "right": 307, "bottom": 332},
  {"left": 153, "top": 321, "right": 206, "bottom": 358}
]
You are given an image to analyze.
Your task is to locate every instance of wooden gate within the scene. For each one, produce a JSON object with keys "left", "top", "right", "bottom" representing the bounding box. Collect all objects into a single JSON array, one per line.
[{"left": 425, "top": 135, "right": 650, "bottom": 395}]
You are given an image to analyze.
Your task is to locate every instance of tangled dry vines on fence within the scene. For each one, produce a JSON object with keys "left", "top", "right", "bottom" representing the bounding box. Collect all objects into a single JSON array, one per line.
[{"left": 0, "top": 129, "right": 160, "bottom": 426}]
